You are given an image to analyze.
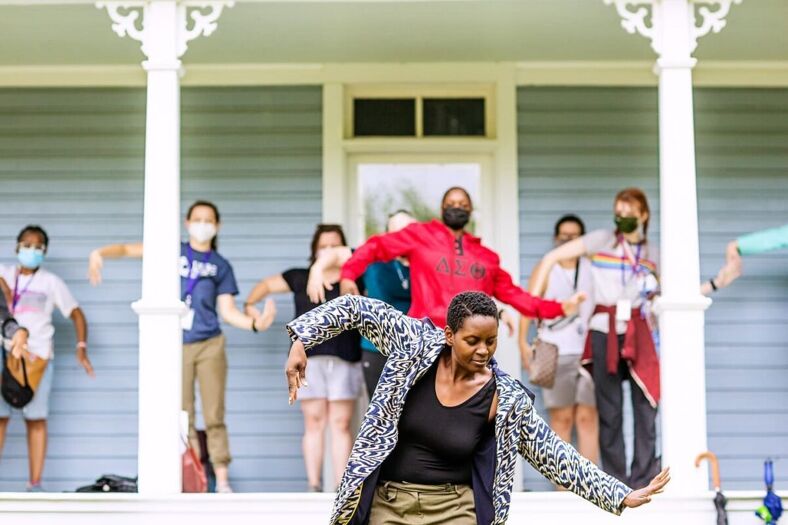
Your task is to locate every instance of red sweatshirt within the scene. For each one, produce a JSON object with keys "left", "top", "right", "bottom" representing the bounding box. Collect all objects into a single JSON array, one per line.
[{"left": 341, "top": 220, "right": 565, "bottom": 327}]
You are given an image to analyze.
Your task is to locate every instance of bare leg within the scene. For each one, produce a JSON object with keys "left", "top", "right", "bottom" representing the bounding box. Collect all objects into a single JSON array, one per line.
[
  {"left": 301, "top": 399, "right": 328, "bottom": 490},
  {"left": 25, "top": 419, "right": 47, "bottom": 485},
  {"left": 547, "top": 407, "right": 574, "bottom": 491},
  {"left": 0, "top": 418, "right": 8, "bottom": 459},
  {"left": 327, "top": 400, "right": 355, "bottom": 487},
  {"left": 575, "top": 404, "right": 600, "bottom": 465},
  {"left": 214, "top": 465, "right": 229, "bottom": 486}
]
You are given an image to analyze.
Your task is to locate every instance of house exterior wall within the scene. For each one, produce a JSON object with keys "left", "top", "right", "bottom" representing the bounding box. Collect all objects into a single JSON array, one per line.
[
  {"left": 0, "top": 85, "right": 322, "bottom": 492},
  {"left": 517, "top": 86, "right": 788, "bottom": 491}
]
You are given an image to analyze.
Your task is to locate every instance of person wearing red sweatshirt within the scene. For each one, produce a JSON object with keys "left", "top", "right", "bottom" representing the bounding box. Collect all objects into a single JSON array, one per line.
[{"left": 339, "top": 187, "right": 584, "bottom": 327}]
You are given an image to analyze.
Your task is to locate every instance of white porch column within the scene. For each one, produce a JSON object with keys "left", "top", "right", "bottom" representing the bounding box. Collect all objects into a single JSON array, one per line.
[
  {"left": 605, "top": 0, "right": 740, "bottom": 494},
  {"left": 97, "top": 0, "right": 232, "bottom": 495}
]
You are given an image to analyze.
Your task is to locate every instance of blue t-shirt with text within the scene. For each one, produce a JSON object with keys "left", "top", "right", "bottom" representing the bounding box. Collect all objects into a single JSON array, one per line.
[{"left": 180, "top": 242, "right": 239, "bottom": 344}]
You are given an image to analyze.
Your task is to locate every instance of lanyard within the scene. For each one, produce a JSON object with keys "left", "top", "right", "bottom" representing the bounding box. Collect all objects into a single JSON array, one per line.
[
  {"left": 618, "top": 236, "right": 643, "bottom": 286},
  {"left": 393, "top": 261, "right": 409, "bottom": 290},
  {"left": 184, "top": 245, "right": 212, "bottom": 304},
  {"left": 12, "top": 268, "right": 36, "bottom": 314}
]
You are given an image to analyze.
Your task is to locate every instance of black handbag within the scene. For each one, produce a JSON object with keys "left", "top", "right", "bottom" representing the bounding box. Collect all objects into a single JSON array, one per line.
[
  {"left": 1, "top": 346, "right": 34, "bottom": 408},
  {"left": 76, "top": 474, "right": 138, "bottom": 493}
]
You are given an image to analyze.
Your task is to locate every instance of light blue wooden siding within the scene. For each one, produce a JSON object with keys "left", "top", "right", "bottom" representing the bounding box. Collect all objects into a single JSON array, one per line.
[
  {"left": 181, "top": 86, "right": 322, "bottom": 493},
  {"left": 0, "top": 86, "right": 322, "bottom": 492},
  {"left": 517, "top": 86, "right": 788, "bottom": 491}
]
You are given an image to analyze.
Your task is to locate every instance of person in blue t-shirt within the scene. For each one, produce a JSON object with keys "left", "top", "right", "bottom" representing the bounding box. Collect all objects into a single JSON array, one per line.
[
  {"left": 358, "top": 210, "right": 415, "bottom": 398},
  {"left": 88, "top": 200, "right": 276, "bottom": 493}
]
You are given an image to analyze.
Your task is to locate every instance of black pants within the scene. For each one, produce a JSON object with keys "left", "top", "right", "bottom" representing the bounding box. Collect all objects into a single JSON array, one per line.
[
  {"left": 590, "top": 330, "right": 660, "bottom": 488},
  {"left": 361, "top": 351, "right": 387, "bottom": 400}
]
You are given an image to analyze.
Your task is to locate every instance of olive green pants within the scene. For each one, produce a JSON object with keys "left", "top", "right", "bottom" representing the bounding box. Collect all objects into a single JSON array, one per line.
[
  {"left": 369, "top": 481, "right": 475, "bottom": 525},
  {"left": 183, "top": 334, "right": 231, "bottom": 467}
]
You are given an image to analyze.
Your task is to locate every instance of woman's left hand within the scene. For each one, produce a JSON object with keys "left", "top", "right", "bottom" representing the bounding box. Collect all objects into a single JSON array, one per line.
[
  {"left": 285, "top": 339, "right": 308, "bottom": 405},
  {"left": 76, "top": 345, "right": 96, "bottom": 378},
  {"left": 499, "top": 310, "right": 515, "bottom": 337},
  {"left": 10, "top": 329, "right": 29, "bottom": 360},
  {"left": 622, "top": 467, "right": 670, "bottom": 508}
]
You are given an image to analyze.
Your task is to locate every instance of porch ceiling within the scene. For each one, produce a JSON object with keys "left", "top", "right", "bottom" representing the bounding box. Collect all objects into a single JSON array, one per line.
[{"left": 0, "top": 0, "right": 786, "bottom": 66}]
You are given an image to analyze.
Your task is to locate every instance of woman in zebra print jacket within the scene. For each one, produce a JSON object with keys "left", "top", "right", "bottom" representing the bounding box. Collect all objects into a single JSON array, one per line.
[{"left": 285, "top": 292, "right": 669, "bottom": 525}]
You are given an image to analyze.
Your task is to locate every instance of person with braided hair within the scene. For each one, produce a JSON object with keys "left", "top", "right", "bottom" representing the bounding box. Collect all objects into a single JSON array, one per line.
[{"left": 285, "top": 291, "right": 670, "bottom": 525}]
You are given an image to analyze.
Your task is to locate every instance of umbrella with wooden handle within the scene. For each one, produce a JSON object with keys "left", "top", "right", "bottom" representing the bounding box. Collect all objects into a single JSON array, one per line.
[{"left": 696, "top": 451, "right": 728, "bottom": 525}]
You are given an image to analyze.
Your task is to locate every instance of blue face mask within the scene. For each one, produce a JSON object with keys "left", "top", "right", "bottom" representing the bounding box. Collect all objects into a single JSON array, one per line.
[{"left": 18, "top": 248, "right": 45, "bottom": 269}]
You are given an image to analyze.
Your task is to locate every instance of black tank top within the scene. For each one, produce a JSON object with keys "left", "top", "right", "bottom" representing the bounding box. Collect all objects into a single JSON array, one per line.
[{"left": 380, "top": 354, "right": 496, "bottom": 485}]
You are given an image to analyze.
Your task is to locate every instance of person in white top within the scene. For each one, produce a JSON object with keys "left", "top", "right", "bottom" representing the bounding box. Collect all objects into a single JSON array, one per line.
[
  {"left": 519, "top": 215, "right": 599, "bottom": 469},
  {"left": 0, "top": 225, "right": 93, "bottom": 492}
]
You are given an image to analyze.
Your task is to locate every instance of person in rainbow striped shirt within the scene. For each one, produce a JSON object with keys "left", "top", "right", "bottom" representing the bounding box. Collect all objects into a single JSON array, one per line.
[{"left": 529, "top": 187, "right": 661, "bottom": 490}]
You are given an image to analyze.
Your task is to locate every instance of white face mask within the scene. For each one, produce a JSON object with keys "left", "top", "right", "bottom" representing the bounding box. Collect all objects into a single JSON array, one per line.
[{"left": 188, "top": 222, "right": 217, "bottom": 244}]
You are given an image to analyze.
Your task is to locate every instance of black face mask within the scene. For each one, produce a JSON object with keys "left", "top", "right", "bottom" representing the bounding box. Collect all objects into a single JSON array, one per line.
[
  {"left": 442, "top": 207, "right": 470, "bottom": 230},
  {"left": 614, "top": 215, "right": 639, "bottom": 234}
]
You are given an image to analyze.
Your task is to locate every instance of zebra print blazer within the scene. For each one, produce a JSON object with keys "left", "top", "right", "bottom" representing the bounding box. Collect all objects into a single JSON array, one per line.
[{"left": 287, "top": 295, "right": 632, "bottom": 525}]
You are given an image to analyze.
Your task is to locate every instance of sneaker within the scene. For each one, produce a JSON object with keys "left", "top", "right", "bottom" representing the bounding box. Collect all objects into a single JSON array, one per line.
[
  {"left": 26, "top": 482, "right": 44, "bottom": 493},
  {"left": 216, "top": 482, "right": 233, "bottom": 494}
]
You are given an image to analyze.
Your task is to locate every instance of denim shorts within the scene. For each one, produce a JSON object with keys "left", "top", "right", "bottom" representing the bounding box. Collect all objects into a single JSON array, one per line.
[{"left": 0, "top": 361, "right": 54, "bottom": 420}]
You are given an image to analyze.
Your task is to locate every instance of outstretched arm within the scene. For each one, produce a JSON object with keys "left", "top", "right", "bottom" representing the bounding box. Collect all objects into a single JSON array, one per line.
[
  {"left": 285, "top": 295, "right": 431, "bottom": 404},
  {"left": 307, "top": 247, "right": 354, "bottom": 303},
  {"left": 528, "top": 237, "right": 587, "bottom": 302},
  {"left": 340, "top": 223, "right": 422, "bottom": 284},
  {"left": 492, "top": 266, "right": 584, "bottom": 320},
  {"left": 518, "top": 403, "right": 632, "bottom": 514},
  {"left": 88, "top": 242, "right": 143, "bottom": 286},
  {"left": 518, "top": 402, "right": 670, "bottom": 513}
]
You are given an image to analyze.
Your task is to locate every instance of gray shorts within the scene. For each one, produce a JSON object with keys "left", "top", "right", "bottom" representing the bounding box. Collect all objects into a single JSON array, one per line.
[
  {"left": 299, "top": 355, "right": 363, "bottom": 401},
  {"left": 541, "top": 354, "right": 596, "bottom": 410}
]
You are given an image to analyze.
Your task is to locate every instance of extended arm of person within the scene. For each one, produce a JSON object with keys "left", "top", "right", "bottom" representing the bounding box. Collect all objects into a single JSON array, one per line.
[
  {"left": 307, "top": 246, "right": 354, "bottom": 303},
  {"left": 735, "top": 223, "right": 788, "bottom": 256},
  {"left": 218, "top": 294, "right": 277, "bottom": 332},
  {"left": 518, "top": 403, "right": 631, "bottom": 513},
  {"left": 285, "top": 295, "right": 428, "bottom": 403},
  {"left": 88, "top": 242, "right": 144, "bottom": 286},
  {"left": 491, "top": 265, "right": 581, "bottom": 320},
  {"left": 340, "top": 223, "right": 422, "bottom": 287},
  {"left": 518, "top": 403, "right": 669, "bottom": 512},
  {"left": 244, "top": 274, "right": 290, "bottom": 318}
]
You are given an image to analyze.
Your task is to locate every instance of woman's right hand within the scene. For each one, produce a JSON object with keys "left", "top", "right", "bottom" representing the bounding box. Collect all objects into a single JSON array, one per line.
[
  {"left": 561, "top": 292, "right": 587, "bottom": 317},
  {"left": 88, "top": 250, "right": 104, "bottom": 286},
  {"left": 285, "top": 339, "right": 308, "bottom": 405},
  {"left": 307, "top": 270, "right": 333, "bottom": 304},
  {"left": 339, "top": 278, "right": 360, "bottom": 296}
]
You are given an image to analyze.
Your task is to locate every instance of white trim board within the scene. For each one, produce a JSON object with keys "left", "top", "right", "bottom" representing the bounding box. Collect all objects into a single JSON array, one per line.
[
  {"left": 1, "top": 62, "right": 788, "bottom": 88},
  {"left": 0, "top": 491, "right": 784, "bottom": 524}
]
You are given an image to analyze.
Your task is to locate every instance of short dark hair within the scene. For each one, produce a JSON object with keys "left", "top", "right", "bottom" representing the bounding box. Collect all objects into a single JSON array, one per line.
[
  {"left": 309, "top": 224, "right": 347, "bottom": 264},
  {"left": 554, "top": 214, "right": 586, "bottom": 237},
  {"left": 441, "top": 186, "right": 473, "bottom": 209},
  {"left": 446, "top": 291, "right": 498, "bottom": 332},
  {"left": 17, "top": 225, "right": 49, "bottom": 248}
]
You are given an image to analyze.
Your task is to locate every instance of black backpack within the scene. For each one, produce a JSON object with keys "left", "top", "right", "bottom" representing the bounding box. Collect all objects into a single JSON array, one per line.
[
  {"left": 76, "top": 474, "right": 138, "bottom": 493},
  {"left": 1, "top": 347, "right": 34, "bottom": 408}
]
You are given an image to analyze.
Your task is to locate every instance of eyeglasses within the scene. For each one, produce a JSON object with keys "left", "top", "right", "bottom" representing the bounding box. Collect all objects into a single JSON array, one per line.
[{"left": 18, "top": 242, "right": 46, "bottom": 251}]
